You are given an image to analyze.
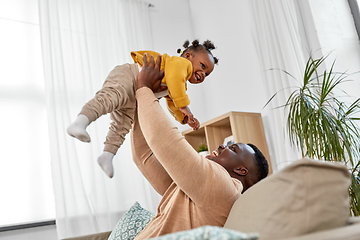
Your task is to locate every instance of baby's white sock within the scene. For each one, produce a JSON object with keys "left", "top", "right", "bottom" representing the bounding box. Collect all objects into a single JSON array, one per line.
[
  {"left": 98, "top": 151, "right": 115, "bottom": 178},
  {"left": 67, "top": 114, "right": 91, "bottom": 142}
]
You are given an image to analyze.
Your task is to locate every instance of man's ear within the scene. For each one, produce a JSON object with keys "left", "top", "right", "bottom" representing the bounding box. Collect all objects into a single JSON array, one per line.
[{"left": 234, "top": 167, "right": 248, "bottom": 176}]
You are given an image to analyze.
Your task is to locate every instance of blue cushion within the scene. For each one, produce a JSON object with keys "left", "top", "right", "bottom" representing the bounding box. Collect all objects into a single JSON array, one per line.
[{"left": 108, "top": 202, "right": 154, "bottom": 240}]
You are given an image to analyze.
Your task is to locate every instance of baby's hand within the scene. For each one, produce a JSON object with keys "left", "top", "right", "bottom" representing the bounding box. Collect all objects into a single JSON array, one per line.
[
  {"left": 180, "top": 106, "right": 194, "bottom": 123},
  {"left": 180, "top": 106, "right": 200, "bottom": 131},
  {"left": 188, "top": 117, "right": 200, "bottom": 131}
]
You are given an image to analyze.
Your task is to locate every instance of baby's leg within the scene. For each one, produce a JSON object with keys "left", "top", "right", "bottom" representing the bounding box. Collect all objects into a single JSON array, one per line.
[
  {"left": 97, "top": 151, "right": 115, "bottom": 178},
  {"left": 98, "top": 108, "right": 135, "bottom": 178},
  {"left": 97, "top": 63, "right": 139, "bottom": 178},
  {"left": 67, "top": 114, "right": 91, "bottom": 142},
  {"left": 67, "top": 64, "right": 136, "bottom": 143}
]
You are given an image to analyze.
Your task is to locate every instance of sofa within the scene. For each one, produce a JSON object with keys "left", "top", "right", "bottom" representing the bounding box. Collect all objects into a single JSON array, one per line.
[{"left": 63, "top": 159, "right": 360, "bottom": 240}]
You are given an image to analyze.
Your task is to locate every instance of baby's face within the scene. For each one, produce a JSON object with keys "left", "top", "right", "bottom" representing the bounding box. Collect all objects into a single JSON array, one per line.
[{"left": 186, "top": 51, "right": 215, "bottom": 84}]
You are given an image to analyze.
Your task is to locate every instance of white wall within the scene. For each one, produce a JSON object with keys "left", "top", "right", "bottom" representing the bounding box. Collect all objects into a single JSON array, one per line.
[
  {"left": 148, "top": 0, "right": 194, "bottom": 53},
  {"left": 187, "top": 0, "right": 268, "bottom": 122}
]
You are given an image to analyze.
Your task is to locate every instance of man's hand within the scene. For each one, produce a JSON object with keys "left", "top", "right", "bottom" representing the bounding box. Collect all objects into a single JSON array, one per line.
[{"left": 137, "top": 53, "right": 166, "bottom": 93}]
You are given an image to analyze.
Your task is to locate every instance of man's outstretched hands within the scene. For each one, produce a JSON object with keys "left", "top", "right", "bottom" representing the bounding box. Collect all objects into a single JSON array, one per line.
[{"left": 137, "top": 53, "right": 166, "bottom": 93}]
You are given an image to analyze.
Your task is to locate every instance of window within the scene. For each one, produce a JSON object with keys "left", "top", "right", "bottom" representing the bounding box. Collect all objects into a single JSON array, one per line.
[{"left": 0, "top": 0, "right": 55, "bottom": 226}]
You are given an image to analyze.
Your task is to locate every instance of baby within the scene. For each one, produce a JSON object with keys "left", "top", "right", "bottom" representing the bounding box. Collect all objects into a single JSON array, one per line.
[{"left": 67, "top": 39, "right": 218, "bottom": 178}]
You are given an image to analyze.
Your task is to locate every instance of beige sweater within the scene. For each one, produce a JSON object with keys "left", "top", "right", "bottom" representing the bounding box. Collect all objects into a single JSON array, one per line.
[{"left": 131, "top": 88, "right": 243, "bottom": 239}]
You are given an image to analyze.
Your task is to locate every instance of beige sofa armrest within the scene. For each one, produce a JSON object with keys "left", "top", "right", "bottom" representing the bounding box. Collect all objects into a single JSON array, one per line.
[
  {"left": 62, "top": 231, "right": 111, "bottom": 240},
  {"left": 224, "top": 159, "right": 351, "bottom": 240},
  {"left": 279, "top": 219, "right": 360, "bottom": 240}
]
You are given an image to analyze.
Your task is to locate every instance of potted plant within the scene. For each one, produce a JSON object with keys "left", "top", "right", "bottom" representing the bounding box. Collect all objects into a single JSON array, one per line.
[
  {"left": 266, "top": 54, "right": 360, "bottom": 216},
  {"left": 197, "top": 143, "right": 209, "bottom": 156}
]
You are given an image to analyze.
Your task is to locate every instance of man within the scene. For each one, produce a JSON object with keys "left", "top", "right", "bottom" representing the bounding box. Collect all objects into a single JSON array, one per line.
[{"left": 131, "top": 54, "right": 269, "bottom": 239}]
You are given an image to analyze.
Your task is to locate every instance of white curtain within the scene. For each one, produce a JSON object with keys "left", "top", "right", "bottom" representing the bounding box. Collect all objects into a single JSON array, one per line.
[
  {"left": 249, "top": 0, "right": 315, "bottom": 171},
  {"left": 38, "top": 0, "right": 161, "bottom": 238}
]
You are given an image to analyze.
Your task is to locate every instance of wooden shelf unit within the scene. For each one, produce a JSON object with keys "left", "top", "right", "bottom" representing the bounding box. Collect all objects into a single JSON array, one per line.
[{"left": 182, "top": 111, "right": 272, "bottom": 174}]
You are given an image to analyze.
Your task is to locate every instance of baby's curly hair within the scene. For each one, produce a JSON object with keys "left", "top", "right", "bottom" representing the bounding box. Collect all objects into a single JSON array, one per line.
[{"left": 177, "top": 39, "right": 219, "bottom": 64}]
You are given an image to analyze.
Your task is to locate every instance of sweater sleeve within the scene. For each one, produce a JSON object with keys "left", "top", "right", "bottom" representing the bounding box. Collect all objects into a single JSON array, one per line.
[
  {"left": 136, "top": 87, "right": 242, "bottom": 207},
  {"left": 165, "top": 96, "right": 186, "bottom": 124},
  {"left": 164, "top": 57, "right": 192, "bottom": 108},
  {"left": 131, "top": 50, "right": 162, "bottom": 67},
  {"left": 130, "top": 108, "right": 173, "bottom": 196}
]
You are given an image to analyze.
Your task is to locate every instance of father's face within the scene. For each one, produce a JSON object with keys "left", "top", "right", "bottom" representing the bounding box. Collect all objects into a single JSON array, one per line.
[{"left": 206, "top": 143, "right": 256, "bottom": 177}]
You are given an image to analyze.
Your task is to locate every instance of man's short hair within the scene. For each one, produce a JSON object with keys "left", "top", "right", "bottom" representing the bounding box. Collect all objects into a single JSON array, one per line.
[{"left": 247, "top": 143, "right": 269, "bottom": 181}]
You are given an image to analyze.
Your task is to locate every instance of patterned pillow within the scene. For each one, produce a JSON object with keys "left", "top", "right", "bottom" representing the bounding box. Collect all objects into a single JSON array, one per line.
[
  {"left": 150, "top": 226, "right": 258, "bottom": 240},
  {"left": 108, "top": 202, "right": 155, "bottom": 240}
]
